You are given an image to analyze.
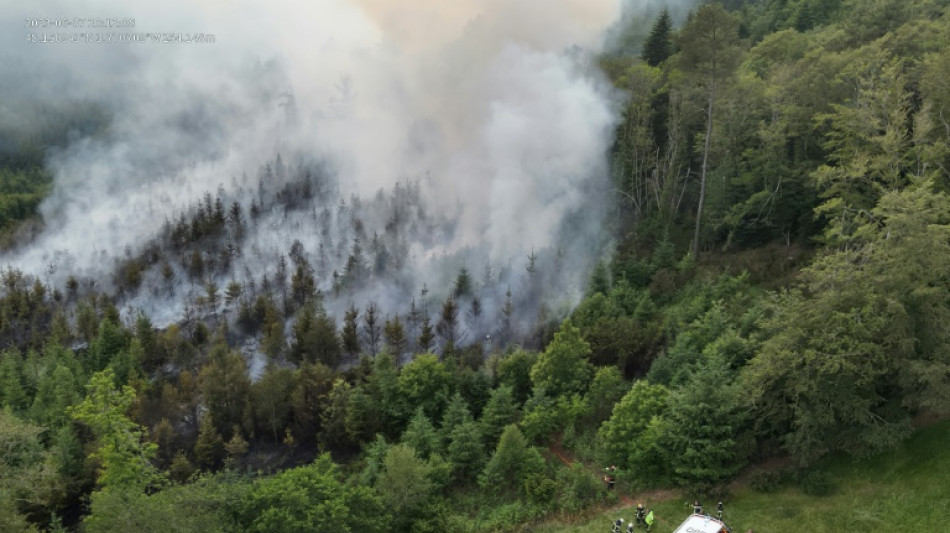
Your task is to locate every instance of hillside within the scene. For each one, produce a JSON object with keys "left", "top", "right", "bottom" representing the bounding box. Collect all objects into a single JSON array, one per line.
[
  {"left": 535, "top": 419, "right": 950, "bottom": 532},
  {"left": 1, "top": 0, "right": 949, "bottom": 532}
]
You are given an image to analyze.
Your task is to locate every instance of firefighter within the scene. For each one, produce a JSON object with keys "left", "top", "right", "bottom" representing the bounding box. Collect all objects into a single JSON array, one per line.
[
  {"left": 635, "top": 503, "right": 646, "bottom": 527},
  {"left": 611, "top": 518, "right": 625, "bottom": 533},
  {"left": 644, "top": 509, "right": 655, "bottom": 532},
  {"left": 604, "top": 465, "right": 617, "bottom": 490},
  {"left": 717, "top": 501, "right": 724, "bottom": 520}
]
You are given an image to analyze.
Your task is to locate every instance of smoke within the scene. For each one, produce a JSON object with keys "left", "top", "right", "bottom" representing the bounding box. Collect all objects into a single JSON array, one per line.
[
  {"left": 603, "top": 0, "right": 698, "bottom": 54},
  {"left": 1, "top": 0, "right": 627, "bottom": 336}
]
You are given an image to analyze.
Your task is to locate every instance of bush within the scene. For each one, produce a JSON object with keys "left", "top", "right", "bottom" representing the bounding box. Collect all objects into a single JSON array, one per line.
[
  {"left": 479, "top": 501, "right": 544, "bottom": 532},
  {"left": 558, "top": 464, "right": 606, "bottom": 512},
  {"left": 748, "top": 469, "right": 779, "bottom": 492},
  {"left": 524, "top": 473, "right": 559, "bottom": 506},
  {"left": 800, "top": 470, "right": 834, "bottom": 496},
  {"left": 748, "top": 468, "right": 795, "bottom": 492}
]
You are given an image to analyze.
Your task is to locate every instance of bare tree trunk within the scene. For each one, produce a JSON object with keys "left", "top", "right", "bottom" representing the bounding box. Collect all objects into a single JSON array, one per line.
[{"left": 692, "top": 88, "right": 715, "bottom": 257}]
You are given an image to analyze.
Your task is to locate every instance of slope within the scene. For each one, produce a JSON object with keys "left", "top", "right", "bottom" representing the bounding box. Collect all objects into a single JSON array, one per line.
[{"left": 531, "top": 420, "right": 950, "bottom": 532}]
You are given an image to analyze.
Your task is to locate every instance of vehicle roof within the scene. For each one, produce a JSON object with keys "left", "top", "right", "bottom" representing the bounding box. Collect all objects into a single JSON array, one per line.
[{"left": 671, "top": 514, "right": 728, "bottom": 533}]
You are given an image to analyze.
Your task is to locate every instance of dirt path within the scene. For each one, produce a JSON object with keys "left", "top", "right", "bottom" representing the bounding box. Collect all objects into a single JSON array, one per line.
[{"left": 547, "top": 437, "right": 677, "bottom": 524}]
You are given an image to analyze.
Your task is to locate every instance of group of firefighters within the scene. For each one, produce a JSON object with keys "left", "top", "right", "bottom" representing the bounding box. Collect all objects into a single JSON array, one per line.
[
  {"left": 605, "top": 466, "right": 728, "bottom": 532},
  {"left": 610, "top": 504, "right": 654, "bottom": 533}
]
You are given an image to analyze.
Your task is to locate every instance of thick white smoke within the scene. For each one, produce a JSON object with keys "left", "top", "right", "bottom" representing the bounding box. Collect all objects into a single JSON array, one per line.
[{"left": 1, "top": 0, "right": 624, "bottom": 329}]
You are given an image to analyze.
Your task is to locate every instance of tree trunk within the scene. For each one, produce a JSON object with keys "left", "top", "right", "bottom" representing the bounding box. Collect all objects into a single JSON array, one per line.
[{"left": 692, "top": 89, "right": 715, "bottom": 257}]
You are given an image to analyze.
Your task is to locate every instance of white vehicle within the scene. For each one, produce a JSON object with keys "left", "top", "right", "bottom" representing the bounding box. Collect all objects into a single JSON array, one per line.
[{"left": 671, "top": 513, "right": 731, "bottom": 533}]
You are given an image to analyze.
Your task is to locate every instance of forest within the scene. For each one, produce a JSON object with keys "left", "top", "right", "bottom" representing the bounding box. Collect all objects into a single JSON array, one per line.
[{"left": 1, "top": 0, "right": 950, "bottom": 531}]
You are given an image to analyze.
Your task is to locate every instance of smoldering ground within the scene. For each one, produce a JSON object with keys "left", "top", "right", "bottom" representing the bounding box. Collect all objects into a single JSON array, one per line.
[{"left": 0, "top": 0, "right": 693, "bottom": 352}]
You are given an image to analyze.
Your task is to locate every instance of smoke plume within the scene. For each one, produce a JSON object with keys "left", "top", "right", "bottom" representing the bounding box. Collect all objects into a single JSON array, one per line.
[{"left": 1, "top": 0, "right": 629, "bottom": 343}]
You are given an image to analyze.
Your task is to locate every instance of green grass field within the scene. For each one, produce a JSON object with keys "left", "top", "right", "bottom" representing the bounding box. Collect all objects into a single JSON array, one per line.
[{"left": 531, "top": 420, "right": 950, "bottom": 533}]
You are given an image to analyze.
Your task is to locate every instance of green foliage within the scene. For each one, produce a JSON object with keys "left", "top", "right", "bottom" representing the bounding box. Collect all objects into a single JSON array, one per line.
[
  {"left": 541, "top": 421, "right": 950, "bottom": 533},
  {"left": 376, "top": 444, "right": 439, "bottom": 530},
  {"left": 744, "top": 181, "right": 950, "bottom": 462},
  {"left": 598, "top": 380, "right": 669, "bottom": 479},
  {"left": 289, "top": 304, "right": 341, "bottom": 367},
  {"left": 661, "top": 359, "right": 749, "bottom": 489},
  {"left": 479, "top": 384, "right": 519, "bottom": 447},
  {"left": 446, "top": 420, "right": 486, "bottom": 480},
  {"left": 7, "top": 3, "right": 950, "bottom": 530},
  {"left": 648, "top": 301, "right": 732, "bottom": 387},
  {"left": 583, "top": 366, "right": 629, "bottom": 425},
  {"left": 290, "top": 361, "right": 335, "bottom": 444},
  {"left": 642, "top": 8, "right": 673, "bottom": 67},
  {"left": 0, "top": 167, "right": 52, "bottom": 233},
  {"left": 402, "top": 407, "right": 440, "bottom": 459},
  {"left": 89, "top": 319, "right": 131, "bottom": 374},
  {"left": 0, "top": 411, "right": 61, "bottom": 532},
  {"left": 493, "top": 348, "right": 536, "bottom": 404},
  {"left": 440, "top": 392, "right": 473, "bottom": 445},
  {"left": 457, "top": 365, "right": 492, "bottom": 411},
  {"left": 748, "top": 468, "right": 794, "bottom": 493},
  {"left": 84, "top": 472, "right": 241, "bottom": 533},
  {"left": 530, "top": 321, "right": 593, "bottom": 398},
  {"left": 342, "top": 305, "right": 360, "bottom": 358},
  {"left": 799, "top": 469, "right": 834, "bottom": 496},
  {"left": 67, "top": 368, "right": 163, "bottom": 491},
  {"left": 169, "top": 452, "right": 195, "bottom": 484},
  {"left": 383, "top": 315, "right": 409, "bottom": 356},
  {"left": 238, "top": 454, "right": 387, "bottom": 533},
  {"left": 358, "top": 434, "right": 390, "bottom": 486},
  {"left": 812, "top": 47, "right": 912, "bottom": 241},
  {"left": 252, "top": 364, "right": 295, "bottom": 442},
  {"left": 557, "top": 464, "right": 607, "bottom": 513},
  {"left": 398, "top": 353, "right": 452, "bottom": 420},
  {"left": 0, "top": 349, "right": 28, "bottom": 413},
  {"left": 586, "top": 261, "right": 611, "bottom": 297},
  {"left": 521, "top": 391, "right": 586, "bottom": 444},
  {"left": 321, "top": 378, "right": 354, "bottom": 447},
  {"left": 453, "top": 267, "right": 473, "bottom": 298},
  {"left": 199, "top": 346, "right": 252, "bottom": 437},
  {"left": 194, "top": 414, "right": 224, "bottom": 470},
  {"left": 479, "top": 424, "right": 545, "bottom": 496}
]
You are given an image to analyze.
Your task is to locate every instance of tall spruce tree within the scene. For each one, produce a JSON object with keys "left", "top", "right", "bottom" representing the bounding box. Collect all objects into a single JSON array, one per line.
[
  {"left": 642, "top": 8, "right": 673, "bottom": 67},
  {"left": 677, "top": 3, "right": 742, "bottom": 256}
]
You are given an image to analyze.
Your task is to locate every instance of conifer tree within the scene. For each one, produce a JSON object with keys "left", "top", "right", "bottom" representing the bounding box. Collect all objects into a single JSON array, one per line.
[
  {"left": 342, "top": 305, "right": 361, "bottom": 358},
  {"left": 194, "top": 414, "right": 224, "bottom": 470},
  {"left": 418, "top": 316, "right": 435, "bottom": 354},
  {"left": 383, "top": 314, "right": 409, "bottom": 356},
  {"left": 642, "top": 7, "right": 673, "bottom": 67}
]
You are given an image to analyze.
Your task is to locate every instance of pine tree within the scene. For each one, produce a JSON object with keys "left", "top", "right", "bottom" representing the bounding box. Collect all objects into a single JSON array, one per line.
[
  {"left": 436, "top": 296, "right": 460, "bottom": 347},
  {"left": 383, "top": 315, "right": 409, "bottom": 356},
  {"left": 402, "top": 407, "right": 440, "bottom": 459},
  {"left": 418, "top": 316, "right": 435, "bottom": 353},
  {"left": 453, "top": 267, "right": 473, "bottom": 298},
  {"left": 194, "top": 413, "right": 225, "bottom": 470},
  {"left": 169, "top": 451, "right": 195, "bottom": 483},
  {"left": 479, "top": 384, "right": 519, "bottom": 447},
  {"left": 642, "top": 8, "right": 673, "bottom": 67},
  {"left": 478, "top": 424, "right": 543, "bottom": 493},
  {"left": 342, "top": 305, "right": 361, "bottom": 358},
  {"left": 677, "top": 3, "right": 742, "bottom": 256},
  {"left": 362, "top": 302, "right": 382, "bottom": 356},
  {"left": 439, "top": 392, "right": 473, "bottom": 448},
  {"left": 0, "top": 349, "right": 27, "bottom": 413}
]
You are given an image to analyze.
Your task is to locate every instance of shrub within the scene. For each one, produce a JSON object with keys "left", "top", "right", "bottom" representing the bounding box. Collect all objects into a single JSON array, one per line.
[
  {"left": 748, "top": 469, "right": 783, "bottom": 492},
  {"left": 558, "top": 464, "right": 606, "bottom": 512},
  {"left": 800, "top": 470, "right": 834, "bottom": 496}
]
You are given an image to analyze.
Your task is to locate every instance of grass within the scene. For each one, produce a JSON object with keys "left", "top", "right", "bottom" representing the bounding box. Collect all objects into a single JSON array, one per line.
[{"left": 529, "top": 420, "right": 950, "bottom": 533}]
